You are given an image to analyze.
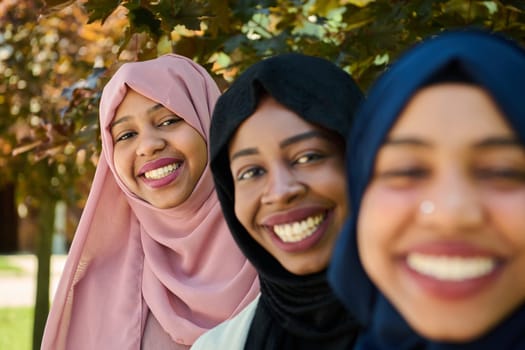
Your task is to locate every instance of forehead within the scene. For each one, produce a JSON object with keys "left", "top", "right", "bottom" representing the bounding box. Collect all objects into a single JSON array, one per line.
[
  {"left": 115, "top": 89, "right": 159, "bottom": 115},
  {"left": 229, "top": 97, "right": 319, "bottom": 148},
  {"left": 388, "top": 83, "right": 513, "bottom": 141}
]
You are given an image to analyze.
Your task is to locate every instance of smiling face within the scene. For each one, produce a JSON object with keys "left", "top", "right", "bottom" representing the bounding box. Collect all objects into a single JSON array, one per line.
[
  {"left": 228, "top": 96, "right": 348, "bottom": 275},
  {"left": 110, "top": 89, "right": 207, "bottom": 209},
  {"left": 358, "top": 83, "right": 525, "bottom": 342}
]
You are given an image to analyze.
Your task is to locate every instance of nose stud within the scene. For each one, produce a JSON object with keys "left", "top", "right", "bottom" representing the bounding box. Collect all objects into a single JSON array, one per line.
[{"left": 420, "top": 200, "right": 435, "bottom": 214}]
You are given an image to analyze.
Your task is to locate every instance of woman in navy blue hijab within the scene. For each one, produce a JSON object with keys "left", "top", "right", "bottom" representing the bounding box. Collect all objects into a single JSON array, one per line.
[{"left": 329, "top": 29, "right": 525, "bottom": 349}]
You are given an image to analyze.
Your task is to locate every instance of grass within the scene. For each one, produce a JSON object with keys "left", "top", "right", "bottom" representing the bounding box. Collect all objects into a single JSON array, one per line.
[
  {"left": 0, "top": 256, "right": 24, "bottom": 275},
  {"left": 0, "top": 307, "right": 33, "bottom": 350}
]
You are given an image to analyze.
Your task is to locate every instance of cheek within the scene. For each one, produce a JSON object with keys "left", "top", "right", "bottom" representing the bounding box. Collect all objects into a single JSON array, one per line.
[
  {"left": 358, "top": 185, "right": 418, "bottom": 241},
  {"left": 234, "top": 186, "right": 258, "bottom": 232},
  {"left": 490, "top": 193, "right": 525, "bottom": 333},
  {"left": 484, "top": 190, "right": 525, "bottom": 246},
  {"left": 184, "top": 130, "right": 208, "bottom": 173},
  {"left": 113, "top": 148, "right": 132, "bottom": 184},
  {"left": 193, "top": 141, "right": 208, "bottom": 177},
  {"left": 310, "top": 161, "right": 348, "bottom": 210},
  {"left": 357, "top": 188, "right": 387, "bottom": 276},
  {"left": 357, "top": 185, "right": 418, "bottom": 276},
  {"left": 332, "top": 184, "right": 349, "bottom": 232},
  {"left": 234, "top": 197, "right": 248, "bottom": 228}
]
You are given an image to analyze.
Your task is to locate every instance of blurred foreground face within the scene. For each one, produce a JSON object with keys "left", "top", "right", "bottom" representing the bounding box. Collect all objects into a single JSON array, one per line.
[
  {"left": 358, "top": 83, "right": 525, "bottom": 342},
  {"left": 229, "top": 96, "right": 348, "bottom": 275}
]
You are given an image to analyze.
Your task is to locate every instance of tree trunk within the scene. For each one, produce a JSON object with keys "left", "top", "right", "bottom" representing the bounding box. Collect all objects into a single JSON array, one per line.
[
  {"left": 32, "top": 197, "right": 54, "bottom": 350},
  {"left": 0, "top": 183, "right": 18, "bottom": 253}
]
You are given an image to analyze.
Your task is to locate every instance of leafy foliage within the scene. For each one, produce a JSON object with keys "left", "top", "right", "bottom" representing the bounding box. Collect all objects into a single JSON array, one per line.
[
  {"left": 0, "top": 0, "right": 126, "bottom": 206},
  {"left": 2, "top": 0, "right": 522, "bottom": 231},
  {"left": 2, "top": 0, "right": 524, "bottom": 347}
]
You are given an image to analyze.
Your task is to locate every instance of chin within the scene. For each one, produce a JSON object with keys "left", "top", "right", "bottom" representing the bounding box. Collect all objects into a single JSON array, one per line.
[
  {"left": 284, "top": 262, "right": 327, "bottom": 276},
  {"left": 411, "top": 320, "right": 489, "bottom": 343}
]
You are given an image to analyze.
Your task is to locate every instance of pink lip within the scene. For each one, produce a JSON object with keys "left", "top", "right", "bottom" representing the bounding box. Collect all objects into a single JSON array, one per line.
[
  {"left": 138, "top": 157, "right": 183, "bottom": 189},
  {"left": 260, "top": 207, "right": 332, "bottom": 253},
  {"left": 261, "top": 206, "right": 325, "bottom": 226},
  {"left": 138, "top": 157, "right": 182, "bottom": 176},
  {"left": 400, "top": 241, "right": 504, "bottom": 300}
]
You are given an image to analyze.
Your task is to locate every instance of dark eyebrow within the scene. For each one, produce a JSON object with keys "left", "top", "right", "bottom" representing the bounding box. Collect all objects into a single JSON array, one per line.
[
  {"left": 110, "top": 103, "right": 165, "bottom": 130},
  {"left": 147, "top": 103, "right": 165, "bottom": 115},
  {"left": 384, "top": 136, "right": 523, "bottom": 150},
  {"left": 230, "top": 148, "right": 258, "bottom": 161},
  {"left": 473, "top": 136, "right": 522, "bottom": 149},
  {"left": 383, "top": 137, "right": 431, "bottom": 148},
  {"left": 110, "top": 116, "right": 129, "bottom": 130},
  {"left": 279, "top": 130, "right": 330, "bottom": 148},
  {"left": 230, "top": 130, "right": 333, "bottom": 162}
]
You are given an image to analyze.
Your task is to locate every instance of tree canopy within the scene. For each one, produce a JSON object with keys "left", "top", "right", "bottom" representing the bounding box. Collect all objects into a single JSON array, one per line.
[
  {"left": 1, "top": 1, "right": 524, "bottom": 347},
  {"left": 4, "top": 0, "right": 525, "bottom": 203}
]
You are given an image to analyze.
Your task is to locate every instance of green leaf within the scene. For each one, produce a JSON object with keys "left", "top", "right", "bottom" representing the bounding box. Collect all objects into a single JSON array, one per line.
[
  {"left": 84, "top": 0, "right": 121, "bottom": 24},
  {"left": 173, "top": 0, "right": 210, "bottom": 31},
  {"left": 311, "top": 0, "right": 344, "bottom": 17},
  {"left": 234, "top": 0, "right": 276, "bottom": 21},
  {"left": 127, "top": 6, "right": 162, "bottom": 38},
  {"left": 148, "top": 0, "right": 184, "bottom": 32},
  {"left": 503, "top": 0, "right": 525, "bottom": 12},
  {"left": 223, "top": 34, "right": 249, "bottom": 53}
]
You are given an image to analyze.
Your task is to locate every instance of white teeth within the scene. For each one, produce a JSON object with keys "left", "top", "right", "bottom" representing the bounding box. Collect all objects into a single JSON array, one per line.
[
  {"left": 407, "top": 253, "right": 496, "bottom": 281},
  {"left": 272, "top": 213, "right": 325, "bottom": 243},
  {"left": 144, "top": 163, "right": 180, "bottom": 180}
]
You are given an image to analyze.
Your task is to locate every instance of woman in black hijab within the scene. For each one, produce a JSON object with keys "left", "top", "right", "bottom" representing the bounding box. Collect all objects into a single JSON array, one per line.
[
  {"left": 192, "top": 53, "right": 364, "bottom": 349},
  {"left": 329, "top": 29, "right": 525, "bottom": 349}
]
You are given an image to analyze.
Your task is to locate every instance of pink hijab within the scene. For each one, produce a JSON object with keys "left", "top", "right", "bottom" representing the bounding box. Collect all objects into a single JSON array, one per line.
[{"left": 41, "top": 54, "right": 259, "bottom": 349}]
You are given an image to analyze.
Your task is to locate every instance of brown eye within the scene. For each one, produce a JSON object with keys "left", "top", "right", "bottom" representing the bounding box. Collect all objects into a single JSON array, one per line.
[
  {"left": 115, "top": 131, "right": 136, "bottom": 143},
  {"left": 475, "top": 167, "right": 525, "bottom": 189},
  {"left": 375, "top": 167, "right": 430, "bottom": 188},
  {"left": 159, "top": 115, "right": 182, "bottom": 127},
  {"left": 294, "top": 152, "right": 324, "bottom": 165},
  {"left": 237, "top": 167, "right": 265, "bottom": 181},
  {"left": 379, "top": 167, "right": 429, "bottom": 179}
]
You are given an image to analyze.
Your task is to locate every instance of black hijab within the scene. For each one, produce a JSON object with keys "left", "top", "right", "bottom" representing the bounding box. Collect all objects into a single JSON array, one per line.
[
  {"left": 329, "top": 29, "right": 525, "bottom": 349},
  {"left": 210, "top": 53, "right": 364, "bottom": 349}
]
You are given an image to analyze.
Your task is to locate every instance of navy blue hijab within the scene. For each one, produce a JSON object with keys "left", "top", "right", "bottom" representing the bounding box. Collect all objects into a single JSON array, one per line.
[
  {"left": 329, "top": 29, "right": 525, "bottom": 349},
  {"left": 210, "top": 53, "right": 364, "bottom": 349}
]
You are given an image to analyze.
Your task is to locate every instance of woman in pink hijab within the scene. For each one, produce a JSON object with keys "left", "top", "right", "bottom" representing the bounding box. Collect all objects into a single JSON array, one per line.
[{"left": 41, "top": 54, "right": 260, "bottom": 350}]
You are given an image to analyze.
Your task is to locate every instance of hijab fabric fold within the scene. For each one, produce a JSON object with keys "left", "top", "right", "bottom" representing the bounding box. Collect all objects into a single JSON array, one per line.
[
  {"left": 42, "top": 54, "right": 259, "bottom": 349},
  {"left": 210, "top": 53, "right": 364, "bottom": 349},
  {"left": 329, "top": 29, "right": 525, "bottom": 350}
]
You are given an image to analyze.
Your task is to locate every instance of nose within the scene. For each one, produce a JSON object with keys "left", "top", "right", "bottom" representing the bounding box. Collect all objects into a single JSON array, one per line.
[
  {"left": 419, "top": 167, "right": 484, "bottom": 232},
  {"left": 136, "top": 129, "right": 166, "bottom": 157},
  {"left": 260, "top": 165, "right": 306, "bottom": 206}
]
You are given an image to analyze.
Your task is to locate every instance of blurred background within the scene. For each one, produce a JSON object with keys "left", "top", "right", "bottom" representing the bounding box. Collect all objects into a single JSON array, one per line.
[{"left": 1, "top": 0, "right": 524, "bottom": 349}]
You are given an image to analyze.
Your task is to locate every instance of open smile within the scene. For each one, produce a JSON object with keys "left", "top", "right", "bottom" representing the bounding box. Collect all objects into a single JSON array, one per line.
[
  {"left": 407, "top": 253, "right": 497, "bottom": 281},
  {"left": 270, "top": 212, "right": 326, "bottom": 243},
  {"left": 143, "top": 162, "right": 181, "bottom": 180}
]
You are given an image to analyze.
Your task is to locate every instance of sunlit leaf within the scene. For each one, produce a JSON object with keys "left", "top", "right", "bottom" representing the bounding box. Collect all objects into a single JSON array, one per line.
[
  {"left": 342, "top": 0, "right": 375, "bottom": 8},
  {"left": 41, "top": 0, "right": 76, "bottom": 15}
]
